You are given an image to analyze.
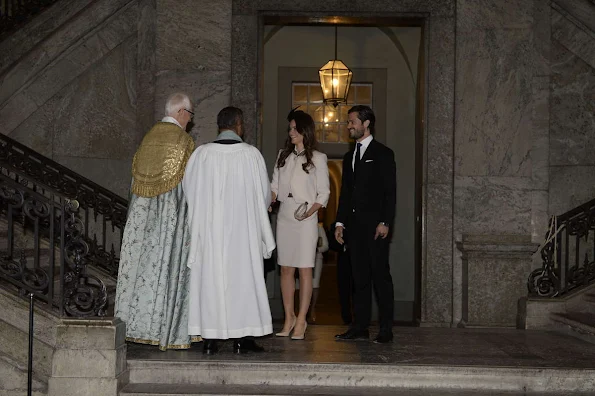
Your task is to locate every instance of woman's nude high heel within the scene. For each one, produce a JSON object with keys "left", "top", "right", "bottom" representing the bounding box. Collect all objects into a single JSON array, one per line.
[
  {"left": 291, "top": 322, "right": 308, "bottom": 340},
  {"left": 275, "top": 317, "right": 297, "bottom": 337}
]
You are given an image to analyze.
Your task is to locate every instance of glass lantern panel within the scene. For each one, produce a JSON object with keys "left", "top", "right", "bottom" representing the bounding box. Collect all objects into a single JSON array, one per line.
[
  {"left": 310, "top": 105, "right": 324, "bottom": 123},
  {"left": 309, "top": 85, "right": 324, "bottom": 103}
]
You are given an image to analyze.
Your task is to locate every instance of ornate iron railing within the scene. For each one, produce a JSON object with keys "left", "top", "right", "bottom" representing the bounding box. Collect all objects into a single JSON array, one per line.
[
  {"left": 0, "top": 0, "right": 60, "bottom": 39},
  {"left": 0, "top": 132, "right": 127, "bottom": 316},
  {"left": 528, "top": 197, "right": 595, "bottom": 297}
]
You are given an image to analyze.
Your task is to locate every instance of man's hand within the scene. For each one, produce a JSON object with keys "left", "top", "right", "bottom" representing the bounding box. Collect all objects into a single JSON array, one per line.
[
  {"left": 335, "top": 225, "right": 345, "bottom": 245},
  {"left": 375, "top": 223, "right": 389, "bottom": 240}
]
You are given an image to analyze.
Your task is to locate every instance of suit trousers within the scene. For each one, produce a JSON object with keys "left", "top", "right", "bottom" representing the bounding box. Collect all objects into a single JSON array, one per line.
[
  {"left": 348, "top": 215, "right": 394, "bottom": 333},
  {"left": 336, "top": 246, "right": 353, "bottom": 325}
]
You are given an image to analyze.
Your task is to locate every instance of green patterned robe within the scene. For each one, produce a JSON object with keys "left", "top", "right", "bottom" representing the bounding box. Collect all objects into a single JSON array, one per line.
[{"left": 115, "top": 183, "right": 198, "bottom": 350}]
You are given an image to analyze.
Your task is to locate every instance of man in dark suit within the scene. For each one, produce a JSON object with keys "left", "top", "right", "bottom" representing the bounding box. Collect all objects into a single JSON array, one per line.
[
  {"left": 334, "top": 105, "right": 396, "bottom": 344},
  {"left": 328, "top": 223, "right": 353, "bottom": 325}
]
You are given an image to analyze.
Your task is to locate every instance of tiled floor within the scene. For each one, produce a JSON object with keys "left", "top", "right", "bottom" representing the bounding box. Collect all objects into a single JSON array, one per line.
[{"left": 126, "top": 325, "right": 595, "bottom": 369}]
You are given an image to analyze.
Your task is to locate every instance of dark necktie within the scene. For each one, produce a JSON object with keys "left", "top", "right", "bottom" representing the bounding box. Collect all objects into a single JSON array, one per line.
[{"left": 354, "top": 142, "right": 362, "bottom": 176}]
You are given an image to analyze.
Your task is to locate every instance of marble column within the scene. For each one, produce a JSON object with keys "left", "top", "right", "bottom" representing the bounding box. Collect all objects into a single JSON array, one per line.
[{"left": 453, "top": 0, "right": 541, "bottom": 326}]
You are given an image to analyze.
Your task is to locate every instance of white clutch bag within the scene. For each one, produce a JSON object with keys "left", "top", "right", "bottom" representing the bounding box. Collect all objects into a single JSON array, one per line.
[{"left": 294, "top": 202, "right": 309, "bottom": 220}]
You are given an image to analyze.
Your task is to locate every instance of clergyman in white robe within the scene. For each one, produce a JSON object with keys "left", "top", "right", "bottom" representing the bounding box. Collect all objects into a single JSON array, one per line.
[{"left": 182, "top": 127, "right": 275, "bottom": 342}]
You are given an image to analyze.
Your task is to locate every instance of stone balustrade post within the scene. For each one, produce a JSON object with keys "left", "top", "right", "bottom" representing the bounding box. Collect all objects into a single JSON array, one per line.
[
  {"left": 48, "top": 318, "right": 128, "bottom": 396},
  {"left": 457, "top": 235, "right": 539, "bottom": 327}
]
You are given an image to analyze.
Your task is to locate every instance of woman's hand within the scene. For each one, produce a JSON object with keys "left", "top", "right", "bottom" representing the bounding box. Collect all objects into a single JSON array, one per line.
[
  {"left": 269, "top": 192, "right": 277, "bottom": 212},
  {"left": 297, "top": 203, "right": 322, "bottom": 221}
]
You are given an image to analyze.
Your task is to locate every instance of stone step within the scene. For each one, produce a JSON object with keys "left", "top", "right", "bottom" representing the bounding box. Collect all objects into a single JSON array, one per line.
[
  {"left": 0, "top": 351, "right": 48, "bottom": 396},
  {"left": 126, "top": 360, "right": 595, "bottom": 394},
  {"left": 552, "top": 312, "right": 595, "bottom": 337},
  {"left": 119, "top": 382, "right": 542, "bottom": 396},
  {"left": 0, "top": 288, "right": 59, "bottom": 381},
  {"left": 582, "top": 293, "right": 595, "bottom": 304}
]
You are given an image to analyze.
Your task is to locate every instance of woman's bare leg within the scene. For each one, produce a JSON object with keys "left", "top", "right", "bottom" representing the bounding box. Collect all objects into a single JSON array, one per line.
[
  {"left": 294, "top": 267, "right": 313, "bottom": 335},
  {"left": 279, "top": 266, "right": 297, "bottom": 333}
]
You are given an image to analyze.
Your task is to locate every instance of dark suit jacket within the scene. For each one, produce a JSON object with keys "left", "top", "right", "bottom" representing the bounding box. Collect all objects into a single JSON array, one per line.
[{"left": 336, "top": 138, "right": 397, "bottom": 229}]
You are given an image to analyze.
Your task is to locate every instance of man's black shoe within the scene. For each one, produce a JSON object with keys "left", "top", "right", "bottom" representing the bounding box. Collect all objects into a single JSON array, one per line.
[
  {"left": 373, "top": 332, "right": 394, "bottom": 344},
  {"left": 335, "top": 328, "right": 369, "bottom": 341},
  {"left": 233, "top": 338, "right": 265, "bottom": 354},
  {"left": 203, "top": 339, "right": 219, "bottom": 355}
]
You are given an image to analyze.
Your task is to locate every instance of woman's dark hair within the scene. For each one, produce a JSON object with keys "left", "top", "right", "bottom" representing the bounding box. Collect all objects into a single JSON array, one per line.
[{"left": 276, "top": 109, "right": 317, "bottom": 173}]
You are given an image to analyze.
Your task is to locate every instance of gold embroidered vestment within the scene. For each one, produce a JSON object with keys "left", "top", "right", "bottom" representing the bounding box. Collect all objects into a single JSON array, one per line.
[{"left": 131, "top": 122, "right": 195, "bottom": 197}]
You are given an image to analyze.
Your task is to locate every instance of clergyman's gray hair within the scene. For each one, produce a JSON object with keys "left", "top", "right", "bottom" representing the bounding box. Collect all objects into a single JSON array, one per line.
[{"left": 165, "top": 93, "right": 193, "bottom": 116}]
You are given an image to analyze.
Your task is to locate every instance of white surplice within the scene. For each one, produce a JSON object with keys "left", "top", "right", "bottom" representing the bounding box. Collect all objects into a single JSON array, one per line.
[{"left": 182, "top": 142, "right": 276, "bottom": 339}]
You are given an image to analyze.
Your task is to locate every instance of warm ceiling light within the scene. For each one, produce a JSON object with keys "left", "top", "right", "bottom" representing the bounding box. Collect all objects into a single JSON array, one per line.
[{"left": 319, "top": 26, "right": 353, "bottom": 108}]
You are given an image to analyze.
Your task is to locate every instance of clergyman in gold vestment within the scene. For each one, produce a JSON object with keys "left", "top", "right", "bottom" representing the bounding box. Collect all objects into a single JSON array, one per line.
[{"left": 115, "top": 92, "right": 200, "bottom": 350}]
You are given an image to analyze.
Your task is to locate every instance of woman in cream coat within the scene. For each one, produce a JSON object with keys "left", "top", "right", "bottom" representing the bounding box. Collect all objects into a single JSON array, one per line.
[{"left": 271, "top": 109, "right": 330, "bottom": 340}]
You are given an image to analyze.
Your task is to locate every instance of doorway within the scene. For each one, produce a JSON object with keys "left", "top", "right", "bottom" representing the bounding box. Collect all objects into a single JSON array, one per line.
[{"left": 261, "top": 18, "right": 425, "bottom": 325}]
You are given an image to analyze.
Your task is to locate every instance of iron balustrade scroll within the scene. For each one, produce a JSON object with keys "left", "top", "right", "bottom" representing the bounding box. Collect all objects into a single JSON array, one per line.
[
  {"left": 528, "top": 197, "right": 595, "bottom": 297},
  {"left": 0, "top": 132, "right": 127, "bottom": 316},
  {"left": 0, "top": 0, "right": 60, "bottom": 39}
]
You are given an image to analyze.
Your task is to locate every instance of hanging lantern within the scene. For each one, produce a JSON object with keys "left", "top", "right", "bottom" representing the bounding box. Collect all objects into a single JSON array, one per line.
[{"left": 318, "top": 26, "right": 353, "bottom": 107}]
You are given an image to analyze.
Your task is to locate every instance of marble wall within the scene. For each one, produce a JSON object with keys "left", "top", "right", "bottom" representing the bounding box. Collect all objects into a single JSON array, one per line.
[
  {"left": 549, "top": 4, "right": 595, "bottom": 216},
  {"left": 153, "top": 0, "right": 232, "bottom": 145}
]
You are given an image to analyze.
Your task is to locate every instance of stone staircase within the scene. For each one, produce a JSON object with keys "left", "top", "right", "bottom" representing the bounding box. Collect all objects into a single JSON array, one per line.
[
  {"left": 521, "top": 283, "right": 595, "bottom": 345},
  {"left": 550, "top": 287, "right": 595, "bottom": 344},
  {"left": 553, "top": 311, "right": 595, "bottom": 339},
  {"left": 113, "top": 323, "right": 595, "bottom": 396},
  {"left": 0, "top": 215, "right": 118, "bottom": 395},
  {"left": 118, "top": 359, "right": 595, "bottom": 396},
  {"left": 0, "top": 351, "right": 48, "bottom": 396},
  {"left": 0, "top": 287, "right": 59, "bottom": 396}
]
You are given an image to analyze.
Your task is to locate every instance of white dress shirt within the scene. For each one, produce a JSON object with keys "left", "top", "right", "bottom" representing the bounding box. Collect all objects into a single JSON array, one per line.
[{"left": 351, "top": 134, "right": 374, "bottom": 170}]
